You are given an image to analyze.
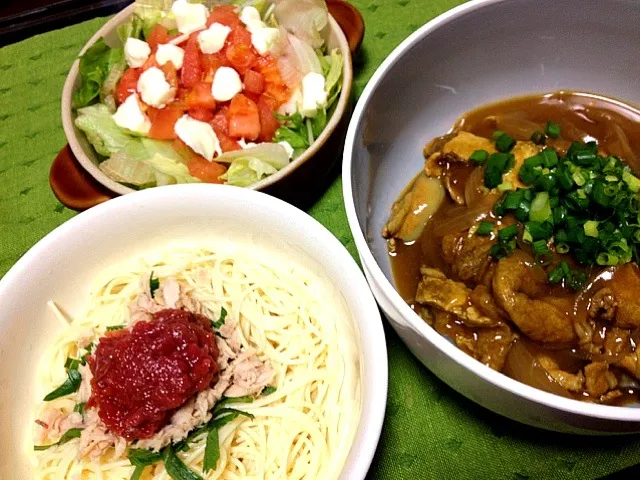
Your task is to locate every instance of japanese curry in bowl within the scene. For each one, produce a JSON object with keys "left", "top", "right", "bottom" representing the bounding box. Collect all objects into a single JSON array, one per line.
[{"left": 384, "top": 91, "right": 640, "bottom": 406}]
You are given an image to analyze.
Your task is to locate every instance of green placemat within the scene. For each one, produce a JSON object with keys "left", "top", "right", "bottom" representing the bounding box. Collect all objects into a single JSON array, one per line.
[{"left": 1, "top": 2, "right": 640, "bottom": 479}]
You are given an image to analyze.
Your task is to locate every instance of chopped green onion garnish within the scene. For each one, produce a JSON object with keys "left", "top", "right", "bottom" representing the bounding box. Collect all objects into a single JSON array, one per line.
[
  {"left": 596, "top": 252, "right": 619, "bottom": 266},
  {"left": 529, "top": 192, "right": 552, "bottom": 222},
  {"left": 545, "top": 121, "right": 561, "bottom": 138},
  {"left": 469, "top": 149, "right": 489, "bottom": 164},
  {"left": 495, "top": 133, "right": 516, "bottom": 153},
  {"left": 503, "top": 190, "right": 523, "bottom": 210},
  {"left": 498, "top": 224, "right": 518, "bottom": 241},
  {"left": 489, "top": 238, "right": 516, "bottom": 259},
  {"left": 476, "top": 221, "right": 494, "bottom": 236},
  {"left": 485, "top": 152, "right": 514, "bottom": 189},
  {"left": 623, "top": 170, "right": 640, "bottom": 193},
  {"left": 491, "top": 130, "right": 505, "bottom": 140},
  {"left": 525, "top": 221, "right": 553, "bottom": 241},
  {"left": 541, "top": 148, "right": 558, "bottom": 168},
  {"left": 548, "top": 263, "right": 566, "bottom": 284},
  {"left": 532, "top": 239, "right": 549, "bottom": 255},
  {"left": 530, "top": 130, "right": 547, "bottom": 145},
  {"left": 583, "top": 220, "right": 599, "bottom": 238}
]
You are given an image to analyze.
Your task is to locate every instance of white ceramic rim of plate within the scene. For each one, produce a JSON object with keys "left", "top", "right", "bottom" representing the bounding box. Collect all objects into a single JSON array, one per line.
[
  {"left": 0, "top": 184, "right": 388, "bottom": 478},
  {"left": 342, "top": 0, "right": 640, "bottom": 423}
]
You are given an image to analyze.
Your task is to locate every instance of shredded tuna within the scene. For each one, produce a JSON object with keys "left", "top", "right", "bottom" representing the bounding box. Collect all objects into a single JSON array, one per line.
[
  {"left": 36, "top": 409, "right": 84, "bottom": 445},
  {"left": 161, "top": 277, "right": 181, "bottom": 308},
  {"left": 78, "top": 409, "right": 126, "bottom": 460},
  {"left": 130, "top": 276, "right": 207, "bottom": 324},
  {"left": 136, "top": 388, "right": 222, "bottom": 451},
  {"left": 77, "top": 363, "right": 93, "bottom": 404},
  {"left": 224, "top": 350, "right": 276, "bottom": 398}
]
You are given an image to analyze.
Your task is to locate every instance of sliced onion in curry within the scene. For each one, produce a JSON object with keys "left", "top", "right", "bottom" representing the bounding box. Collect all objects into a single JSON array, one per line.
[
  {"left": 502, "top": 340, "right": 573, "bottom": 399},
  {"left": 463, "top": 166, "right": 488, "bottom": 207},
  {"left": 491, "top": 113, "right": 546, "bottom": 141},
  {"left": 432, "top": 192, "right": 500, "bottom": 238},
  {"left": 393, "top": 173, "right": 445, "bottom": 242},
  {"left": 606, "top": 123, "right": 640, "bottom": 172}
]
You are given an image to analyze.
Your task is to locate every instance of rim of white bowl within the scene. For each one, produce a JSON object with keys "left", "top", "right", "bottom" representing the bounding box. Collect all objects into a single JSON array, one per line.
[
  {"left": 61, "top": 4, "right": 353, "bottom": 196},
  {"left": 342, "top": 0, "right": 640, "bottom": 423},
  {"left": 0, "top": 184, "right": 388, "bottom": 478}
]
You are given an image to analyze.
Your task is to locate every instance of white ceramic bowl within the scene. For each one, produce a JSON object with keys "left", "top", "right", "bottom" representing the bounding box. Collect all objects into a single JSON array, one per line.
[
  {"left": 0, "top": 185, "right": 387, "bottom": 478},
  {"left": 343, "top": 0, "right": 640, "bottom": 434}
]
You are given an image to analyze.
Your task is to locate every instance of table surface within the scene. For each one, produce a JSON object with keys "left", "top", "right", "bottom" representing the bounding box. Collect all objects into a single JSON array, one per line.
[{"left": 2, "top": 1, "right": 640, "bottom": 479}]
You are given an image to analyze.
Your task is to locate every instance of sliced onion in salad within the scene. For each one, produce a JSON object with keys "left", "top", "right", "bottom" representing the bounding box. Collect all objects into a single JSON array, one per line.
[
  {"left": 216, "top": 143, "right": 290, "bottom": 170},
  {"left": 274, "top": 0, "right": 328, "bottom": 49},
  {"left": 276, "top": 32, "right": 322, "bottom": 89},
  {"left": 100, "top": 151, "right": 156, "bottom": 185}
]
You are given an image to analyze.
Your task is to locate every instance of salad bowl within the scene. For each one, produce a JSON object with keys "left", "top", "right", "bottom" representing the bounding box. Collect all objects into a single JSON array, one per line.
[{"left": 53, "top": 0, "right": 363, "bottom": 210}]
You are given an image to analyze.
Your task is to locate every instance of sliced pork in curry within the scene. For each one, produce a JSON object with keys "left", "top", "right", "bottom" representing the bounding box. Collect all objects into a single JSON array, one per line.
[{"left": 385, "top": 91, "right": 640, "bottom": 405}]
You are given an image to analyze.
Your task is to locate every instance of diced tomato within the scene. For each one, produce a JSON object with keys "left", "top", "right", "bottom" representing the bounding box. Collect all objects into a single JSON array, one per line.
[
  {"left": 227, "top": 94, "right": 260, "bottom": 141},
  {"left": 210, "top": 107, "right": 241, "bottom": 152},
  {"left": 188, "top": 156, "right": 227, "bottom": 183},
  {"left": 148, "top": 105, "right": 185, "bottom": 140},
  {"left": 211, "top": 107, "right": 229, "bottom": 134},
  {"left": 115, "top": 68, "right": 140, "bottom": 105},
  {"left": 229, "top": 24, "right": 252, "bottom": 47},
  {"left": 188, "top": 107, "right": 215, "bottom": 122},
  {"left": 259, "top": 93, "right": 278, "bottom": 111},
  {"left": 243, "top": 91, "right": 261, "bottom": 105},
  {"left": 201, "top": 52, "right": 230, "bottom": 82},
  {"left": 141, "top": 53, "right": 160, "bottom": 71},
  {"left": 218, "top": 131, "right": 242, "bottom": 152},
  {"left": 160, "top": 62, "right": 179, "bottom": 90},
  {"left": 185, "top": 82, "right": 216, "bottom": 110},
  {"left": 206, "top": 5, "right": 242, "bottom": 28},
  {"left": 226, "top": 44, "right": 256, "bottom": 74},
  {"left": 181, "top": 35, "right": 203, "bottom": 89},
  {"left": 257, "top": 96, "right": 281, "bottom": 142},
  {"left": 243, "top": 69, "right": 264, "bottom": 95},
  {"left": 254, "top": 56, "right": 290, "bottom": 107},
  {"left": 173, "top": 138, "right": 196, "bottom": 160},
  {"left": 146, "top": 24, "right": 171, "bottom": 50}
]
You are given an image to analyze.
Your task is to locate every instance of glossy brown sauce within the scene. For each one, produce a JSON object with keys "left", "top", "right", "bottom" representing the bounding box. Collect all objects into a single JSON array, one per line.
[{"left": 389, "top": 91, "right": 640, "bottom": 405}]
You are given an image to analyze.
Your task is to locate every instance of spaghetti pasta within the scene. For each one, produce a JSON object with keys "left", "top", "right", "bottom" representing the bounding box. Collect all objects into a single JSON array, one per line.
[{"left": 30, "top": 241, "right": 361, "bottom": 480}]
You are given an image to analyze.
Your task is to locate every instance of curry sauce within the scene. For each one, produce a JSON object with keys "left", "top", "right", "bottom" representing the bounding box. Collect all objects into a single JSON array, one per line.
[{"left": 387, "top": 91, "right": 640, "bottom": 405}]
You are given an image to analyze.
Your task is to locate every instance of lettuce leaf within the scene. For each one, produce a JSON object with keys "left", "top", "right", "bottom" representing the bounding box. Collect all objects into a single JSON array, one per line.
[
  {"left": 217, "top": 144, "right": 289, "bottom": 186},
  {"left": 144, "top": 153, "right": 202, "bottom": 184},
  {"left": 221, "top": 158, "right": 277, "bottom": 187},
  {"left": 273, "top": 111, "right": 308, "bottom": 150},
  {"left": 99, "top": 150, "right": 156, "bottom": 186},
  {"left": 73, "top": 39, "right": 124, "bottom": 109},
  {"left": 117, "top": 14, "right": 145, "bottom": 43},
  {"left": 324, "top": 48, "right": 342, "bottom": 101},
  {"left": 131, "top": 0, "right": 179, "bottom": 39},
  {"left": 217, "top": 143, "right": 290, "bottom": 170},
  {"left": 100, "top": 55, "right": 127, "bottom": 113},
  {"left": 99, "top": 138, "right": 201, "bottom": 186},
  {"left": 74, "top": 104, "right": 134, "bottom": 157}
]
